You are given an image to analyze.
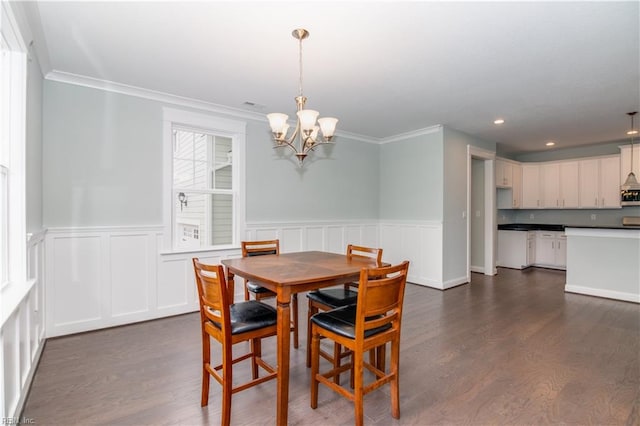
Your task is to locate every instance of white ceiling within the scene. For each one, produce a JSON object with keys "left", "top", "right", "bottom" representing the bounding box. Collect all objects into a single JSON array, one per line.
[{"left": 24, "top": 1, "right": 640, "bottom": 154}]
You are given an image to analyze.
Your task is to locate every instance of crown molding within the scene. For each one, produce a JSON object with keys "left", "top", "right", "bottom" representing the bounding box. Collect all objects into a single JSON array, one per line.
[
  {"left": 379, "top": 125, "right": 443, "bottom": 144},
  {"left": 45, "top": 70, "right": 268, "bottom": 122},
  {"left": 44, "top": 70, "right": 442, "bottom": 146}
]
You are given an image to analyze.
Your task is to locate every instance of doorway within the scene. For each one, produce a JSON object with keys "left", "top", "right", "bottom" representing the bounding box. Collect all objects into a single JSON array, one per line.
[{"left": 466, "top": 146, "right": 496, "bottom": 278}]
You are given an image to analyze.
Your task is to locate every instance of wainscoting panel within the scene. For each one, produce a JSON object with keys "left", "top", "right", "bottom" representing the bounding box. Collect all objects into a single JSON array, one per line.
[
  {"left": 110, "top": 234, "right": 150, "bottom": 317},
  {"left": 48, "top": 235, "right": 103, "bottom": 328},
  {"left": 0, "top": 230, "right": 46, "bottom": 419},
  {"left": 379, "top": 221, "right": 444, "bottom": 288},
  {"left": 44, "top": 221, "right": 447, "bottom": 339}
]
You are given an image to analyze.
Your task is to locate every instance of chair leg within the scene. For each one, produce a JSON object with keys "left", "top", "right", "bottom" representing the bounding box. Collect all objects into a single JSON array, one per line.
[
  {"left": 310, "top": 326, "right": 320, "bottom": 409},
  {"left": 201, "top": 330, "right": 211, "bottom": 407},
  {"left": 354, "top": 350, "right": 365, "bottom": 426},
  {"left": 333, "top": 343, "right": 342, "bottom": 385},
  {"left": 251, "top": 338, "right": 261, "bottom": 380},
  {"left": 221, "top": 344, "right": 233, "bottom": 426},
  {"left": 292, "top": 294, "right": 299, "bottom": 349},
  {"left": 243, "top": 279, "right": 250, "bottom": 301},
  {"left": 306, "top": 303, "right": 318, "bottom": 368},
  {"left": 376, "top": 344, "right": 386, "bottom": 372},
  {"left": 390, "top": 338, "right": 400, "bottom": 419}
]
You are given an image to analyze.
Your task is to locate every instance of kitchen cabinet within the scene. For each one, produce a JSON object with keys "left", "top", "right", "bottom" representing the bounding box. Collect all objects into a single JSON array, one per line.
[
  {"left": 512, "top": 163, "right": 522, "bottom": 208},
  {"left": 620, "top": 144, "right": 640, "bottom": 185},
  {"left": 496, "top": 163, "right": 522, "bottom": 209},
  {"left": 534, "top": 231, "right": 566, "bottom": 269},
  {"left": 521, "top": 164, "right": 541, "bottom": 208},
  {"left": 497, "top": 230, "right": 534, "bottom": 269},
  {"left": 541, "top": 161, "right": 579, "bottom": 208},
  {"left": 496, "top": 159, "right": 514, "bottom": 188},
  {"left": 580, "top": 156, "right": 620, "bottom": 208}
]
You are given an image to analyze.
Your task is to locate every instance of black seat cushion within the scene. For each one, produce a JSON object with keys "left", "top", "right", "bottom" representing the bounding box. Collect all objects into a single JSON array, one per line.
[
  {"left": 210, "top": 300, "right": 277, "bottom": 335},
  {"left": 307, "top": 288, "right": 358, "bottom": 309},
  {"left": 246, "top": 281, "right": 276, "bottom": 295},
  {"left": 310, "top": 305, "right": 391, "bottom": 340}
]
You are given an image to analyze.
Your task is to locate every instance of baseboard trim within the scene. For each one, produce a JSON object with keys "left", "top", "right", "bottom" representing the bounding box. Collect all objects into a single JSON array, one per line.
[{"left": 565, "top": 284, "right": 640, "bottom": 304}]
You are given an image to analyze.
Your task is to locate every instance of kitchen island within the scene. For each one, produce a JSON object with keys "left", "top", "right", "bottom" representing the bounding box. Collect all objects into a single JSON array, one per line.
[{"left": 564, "top": 226, "right": 640, "bottom": 303}]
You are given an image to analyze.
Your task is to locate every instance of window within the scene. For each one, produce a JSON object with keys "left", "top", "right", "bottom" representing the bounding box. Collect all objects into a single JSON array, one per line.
[
  {"left": 163, "top": 109, "right": 245, "bottom": 252},
  {"left": 1, "top": 2, "right": 27, "bottom": 291}
]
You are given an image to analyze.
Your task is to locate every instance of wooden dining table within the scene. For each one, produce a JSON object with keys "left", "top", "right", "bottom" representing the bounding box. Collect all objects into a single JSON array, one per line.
[{"left": 221, "top": 250, "right": 382, "bottom": 425}]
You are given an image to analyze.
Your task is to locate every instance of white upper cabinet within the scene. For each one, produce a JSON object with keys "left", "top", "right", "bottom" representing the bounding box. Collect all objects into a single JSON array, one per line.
[
  {"left": 578, "top": 155, "right": 620, "bottom": 209},
  {"left": 600, "top": 156, "right": 620, "bottom": 208},
  {"left": 560, "top": 161, "right": 580, "bottom": 208},
  {"left": 579, "top": 158, "right": 600, "bottom": 208},
  {"left": 512, "top": 163, "right": 522, "bottom": 208},
  {"left": 541, "top": 161, "right": 579, "bottom": 208},
  {"left": 521, "top": 164, "right": 541, "bottom": 208},
  {"left": 496, "top": 159, "right": 513, "bottom": 188},
  {"left": 541, "top": 163, "right": 560, "bottom": 208}
]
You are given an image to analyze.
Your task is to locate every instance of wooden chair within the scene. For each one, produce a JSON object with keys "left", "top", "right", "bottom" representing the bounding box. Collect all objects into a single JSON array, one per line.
[
  {"left": 192, "top": 258, "right": 278, "bottom": 426},
  {"left": 310, "top": 260, "right": 410, "bottom": 426},
  {"left": 305, "top": 245, "right": 383, "bottom": 375},
  {"left": 241, "top": 239, "right": 299, "bottom": 349}
]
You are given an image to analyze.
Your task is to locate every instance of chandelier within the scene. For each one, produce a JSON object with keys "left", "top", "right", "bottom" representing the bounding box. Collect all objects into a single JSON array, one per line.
[{"left": 267, "top": 29, "right": 338, "bottom": 164}]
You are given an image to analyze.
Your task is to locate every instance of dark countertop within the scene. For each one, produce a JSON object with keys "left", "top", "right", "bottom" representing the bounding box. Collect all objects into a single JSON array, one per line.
[
  {"left": 498, "top": 223, "right": 565, "bottom": 231},
  {"left": 498, "top": 223, "right": 640, "bottom": 231}
]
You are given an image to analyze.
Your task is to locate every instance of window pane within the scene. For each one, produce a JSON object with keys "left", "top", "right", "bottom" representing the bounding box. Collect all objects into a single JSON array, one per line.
[
  {"left": 213, "top": 136, "right": 232, "bottom": 190},
  {"left": 173, "top": 192, "right": 233, "bottom": 249},
  {"left": 0, "top": 166, "right": 7, "bottom": 285}
]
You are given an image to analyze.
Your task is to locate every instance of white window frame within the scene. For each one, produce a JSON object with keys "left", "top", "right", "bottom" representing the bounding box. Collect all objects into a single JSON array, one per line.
[
  {"left": 162, "top": 108, "right": 246, "bottom": 253},
  {"left": 0, "top": 2, "right": 27, "bottom": 300}
]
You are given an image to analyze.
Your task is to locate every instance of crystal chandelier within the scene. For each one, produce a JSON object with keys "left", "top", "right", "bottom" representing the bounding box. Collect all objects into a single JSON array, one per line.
[{"left": 267, "top": 29, "right": 338, "bottom": 164}]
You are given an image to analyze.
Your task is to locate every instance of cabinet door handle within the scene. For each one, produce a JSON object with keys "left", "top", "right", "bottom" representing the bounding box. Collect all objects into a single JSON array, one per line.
[
  {"left": 563, "top": 199, "right": 565, "bottom": 207},
  {"left": 552, "top": 241, "right": 555, "bottom": 249},
  {"left": 601, "top": 198, "right": 605, "bottom": 207},
  {"left": 595, "top": 197, "right": 598, "bottom": 206}
]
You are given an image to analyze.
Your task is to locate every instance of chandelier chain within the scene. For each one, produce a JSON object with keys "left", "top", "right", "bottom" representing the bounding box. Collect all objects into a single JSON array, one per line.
[{"left": 298, "top": 36, "right": 304, "bottom": 98}]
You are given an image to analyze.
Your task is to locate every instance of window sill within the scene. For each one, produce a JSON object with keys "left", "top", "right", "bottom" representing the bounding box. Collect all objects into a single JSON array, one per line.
[
  {"left": 1, "top": 279, "right": 36, "bottom": 329},
  {"left": 159, "top": 245, "right": 241, "bottom": 258}
]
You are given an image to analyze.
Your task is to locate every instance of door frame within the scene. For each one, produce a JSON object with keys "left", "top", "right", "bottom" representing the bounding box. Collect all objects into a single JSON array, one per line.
[{"left": 466, "top": 145, "right": 496, "bottom": 278}]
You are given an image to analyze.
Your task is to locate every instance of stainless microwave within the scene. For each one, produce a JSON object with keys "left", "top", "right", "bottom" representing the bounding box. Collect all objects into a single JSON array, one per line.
[{"left": 621, "top": 189, "right": 640, "bottom": 206}]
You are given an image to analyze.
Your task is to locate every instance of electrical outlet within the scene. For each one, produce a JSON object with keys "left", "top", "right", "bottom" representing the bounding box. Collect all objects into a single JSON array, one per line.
[
  {"left": 591, "top": 214, "right": 597, "bottom": 221},
  {"left": 475, "top": 210, "right": 481, "bottom": 217},
  {"left": 529, "top": 213, "right": 535, "bottom": 220}
]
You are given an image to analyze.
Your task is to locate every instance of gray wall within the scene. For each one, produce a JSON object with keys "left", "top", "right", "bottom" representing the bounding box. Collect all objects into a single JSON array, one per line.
[
  {"left": 42, "top": 80, "right": 380, "bottom": 227},
  {"left": 513, "top": 141, "right": 624, "bottom": 162},
  {"left": 43, "top": 82, "right": 163, "bottom": 227},
  {"left": 378, "top": 130, "right": 443, "bottom": 220},
  {"left": 442, "top": 127, "right": 496, "bottom": 282},
  {"left": 245, "top": 122, "right": 379, "bottom": 222}
]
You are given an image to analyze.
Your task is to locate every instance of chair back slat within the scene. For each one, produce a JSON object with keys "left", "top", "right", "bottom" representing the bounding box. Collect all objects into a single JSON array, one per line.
[
  {"left": 192, "top": 259, "right": 230, "bottom": 334},
  {"left": 242, "top": 240, "right": 280, "bottom": 257},
  {"left": 347, "top": 244, "right": 383, "bottom": 267},
  {"left": 355, "top": 261, "right": 410, "bottom": 336}
]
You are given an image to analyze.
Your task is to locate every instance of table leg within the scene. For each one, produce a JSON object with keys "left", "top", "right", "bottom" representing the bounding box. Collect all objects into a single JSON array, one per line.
[{"left": 276, "top": 288, "right": 291, "bottom": 426}]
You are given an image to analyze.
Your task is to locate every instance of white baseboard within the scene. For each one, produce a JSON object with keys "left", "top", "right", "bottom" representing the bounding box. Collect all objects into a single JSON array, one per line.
[
  {"left": 442, "top": 276, "right": 469, "bottom": 290},
  {"left": 565, "top": 285, "right": 640, "bottom": 304},
  {"left": 470, "top": 265, "right": 485, "bottom": 273}
]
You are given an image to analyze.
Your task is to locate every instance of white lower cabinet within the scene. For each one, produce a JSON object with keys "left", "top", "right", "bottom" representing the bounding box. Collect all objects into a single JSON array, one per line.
[
  {"left": 498, "top": 230, "right": 565, "bottom": 270},
  {"left": 497, "top": 231, "right": 535, "bottom": 269},
  {"left": 534, "top": 231, "right": 566, "bottom": 269}
]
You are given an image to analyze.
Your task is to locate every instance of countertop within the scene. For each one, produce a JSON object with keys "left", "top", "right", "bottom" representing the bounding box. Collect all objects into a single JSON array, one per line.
[{"left": 498, "top": 223, "right": 640, "bottom": 231}]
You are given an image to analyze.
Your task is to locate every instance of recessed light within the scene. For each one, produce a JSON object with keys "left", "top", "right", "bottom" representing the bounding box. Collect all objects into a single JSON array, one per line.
[
  {"left": 627, "top": 130, "right": 638, "bottom": 135},
  {"left": 493, "top": 119, "right": 505, "bottom": 125},
  {"left": 546, "top": 141, "right": 556, "bottom": 147}
]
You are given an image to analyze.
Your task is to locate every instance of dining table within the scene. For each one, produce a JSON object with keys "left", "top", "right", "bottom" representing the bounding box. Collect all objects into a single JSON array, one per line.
[{"left": 221, "top": 250, "right": 383, "bottom": 425}]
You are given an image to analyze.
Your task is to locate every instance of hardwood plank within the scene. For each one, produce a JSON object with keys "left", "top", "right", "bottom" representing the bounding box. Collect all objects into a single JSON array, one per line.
[{"left": 22, "top": 267, "right": 639, "bottom": 425}]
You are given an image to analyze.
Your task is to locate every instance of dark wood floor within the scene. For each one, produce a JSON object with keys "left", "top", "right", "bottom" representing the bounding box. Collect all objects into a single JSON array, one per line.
[{"left": 23, "top": 268, "right": 639, "bottom": 425}]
